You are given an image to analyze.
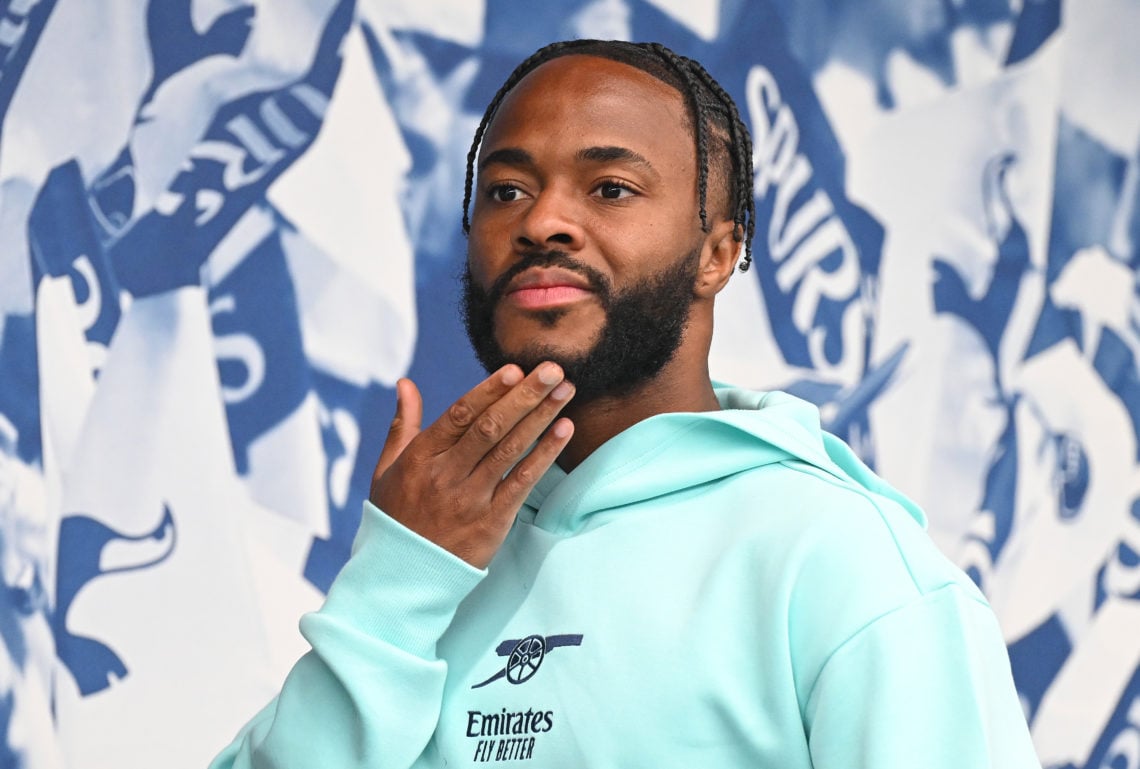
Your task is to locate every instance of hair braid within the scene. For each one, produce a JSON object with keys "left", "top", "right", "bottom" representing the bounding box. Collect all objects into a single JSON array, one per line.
[
  {"left": 684, "top": 60, "right": 756, "bottom": 271},
  {"left": 643, "top": 44, "right": 712, "bottom": 233}
]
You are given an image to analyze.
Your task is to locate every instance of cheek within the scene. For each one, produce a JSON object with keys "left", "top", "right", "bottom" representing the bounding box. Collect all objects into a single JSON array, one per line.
[
  {"left": 598, "top": 219, "right": 699, "bottom": 280},
  {"left": 466, "top": 257, "right": 492, "bottom": 290},
  {"left": 466, "top": 225, "right": 505, "bottom": 287}
]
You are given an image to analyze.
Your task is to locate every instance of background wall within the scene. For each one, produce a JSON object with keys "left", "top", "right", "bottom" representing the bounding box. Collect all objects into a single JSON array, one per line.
[{"left": 0, "top": 0, "right": 1136, "bottom": 766}]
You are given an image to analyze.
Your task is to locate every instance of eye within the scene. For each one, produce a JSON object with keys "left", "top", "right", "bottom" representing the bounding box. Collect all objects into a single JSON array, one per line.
[
  {"left": 487, "top": 183, "right": 525, "bottom": 202},
  {"left": 594, "top": 180, "right": 635, "bottom": 200}
]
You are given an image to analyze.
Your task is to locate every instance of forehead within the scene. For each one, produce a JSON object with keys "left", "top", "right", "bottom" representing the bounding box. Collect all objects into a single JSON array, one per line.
[{"left": 479, "top": 54, "right": 693, "bottom": 165}]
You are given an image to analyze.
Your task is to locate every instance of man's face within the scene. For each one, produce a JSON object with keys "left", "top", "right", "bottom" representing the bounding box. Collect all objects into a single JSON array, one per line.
[{"left": 463, "top": 54, "right": 709, "bottom": 402}]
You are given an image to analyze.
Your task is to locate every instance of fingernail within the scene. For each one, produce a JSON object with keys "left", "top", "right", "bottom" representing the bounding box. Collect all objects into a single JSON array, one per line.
[
  {"left": 538, "top": 363, "right": 562, "bottom": 386},
  {"left": 502, "top": 366, "right": 523, "bottom": 386},
  {"left": 551, "top": 381, "right": 573, "bottom": 401},
  {"left": 552, "top": 419, "right": 573, "bottom": 438}
]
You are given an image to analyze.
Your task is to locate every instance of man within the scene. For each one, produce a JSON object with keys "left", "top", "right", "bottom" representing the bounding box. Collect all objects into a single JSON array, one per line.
[{"left": 212, "top": 39, "right": 1040, "bottom": 767}]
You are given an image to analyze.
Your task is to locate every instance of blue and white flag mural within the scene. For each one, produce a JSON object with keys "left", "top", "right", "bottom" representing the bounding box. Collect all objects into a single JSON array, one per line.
[{"left": 0, "top": 0, "right": 1136, "bottom": 765}]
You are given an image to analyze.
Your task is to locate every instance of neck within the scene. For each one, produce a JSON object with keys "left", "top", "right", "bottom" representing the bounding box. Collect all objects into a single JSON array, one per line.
[{"left": 554, "top": 343, "right": 719, "bottom": 472}]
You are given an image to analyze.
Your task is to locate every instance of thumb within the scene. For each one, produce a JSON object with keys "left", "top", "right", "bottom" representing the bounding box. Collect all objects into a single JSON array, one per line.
[{"left": 372, "top": 378, "right": 423, "bottom": 489}]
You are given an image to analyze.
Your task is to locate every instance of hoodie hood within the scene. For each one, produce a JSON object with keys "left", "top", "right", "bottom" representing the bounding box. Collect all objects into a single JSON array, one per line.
[{"left": 522, "top": 386, "right": 925, "bottom": 536}]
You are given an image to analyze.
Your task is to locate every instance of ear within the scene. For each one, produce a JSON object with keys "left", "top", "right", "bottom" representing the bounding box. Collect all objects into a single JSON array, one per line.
[{"left": 694, "top": 217, "right": 743, "bottom": 299}]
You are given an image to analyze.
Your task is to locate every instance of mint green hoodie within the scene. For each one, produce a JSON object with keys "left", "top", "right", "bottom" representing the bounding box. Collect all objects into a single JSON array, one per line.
[{"left": 212, "top": 388, "right": 1040, "bottom": 768}]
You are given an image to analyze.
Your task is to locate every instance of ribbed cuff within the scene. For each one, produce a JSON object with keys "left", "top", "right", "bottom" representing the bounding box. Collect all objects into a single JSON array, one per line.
[{"left": 318, "top": 500, "right": 486, "bottom": 657}]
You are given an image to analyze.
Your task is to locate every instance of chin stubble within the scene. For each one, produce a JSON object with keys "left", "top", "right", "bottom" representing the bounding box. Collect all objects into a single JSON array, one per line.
[{"left": 461, "top": 248, "right": 699, "bottom": 404}]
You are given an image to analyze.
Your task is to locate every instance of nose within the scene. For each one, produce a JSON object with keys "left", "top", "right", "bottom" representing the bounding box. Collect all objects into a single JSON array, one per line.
[{"left": 512, "top": 186, "right": 585, "bottom": 252}]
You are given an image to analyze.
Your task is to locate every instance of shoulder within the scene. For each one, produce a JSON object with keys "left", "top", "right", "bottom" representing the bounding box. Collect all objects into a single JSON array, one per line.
[
  {"left": 725, "top": 459, "right": 990, "bottom": 685},
  {"left": 732, "top": 458, "right": 978, "bottom": 601}
]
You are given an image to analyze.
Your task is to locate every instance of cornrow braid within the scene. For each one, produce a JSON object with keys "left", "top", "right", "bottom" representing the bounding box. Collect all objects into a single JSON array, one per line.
[
  {"left": 461, "top": 39, "right": 755, "bottom": 272},
  {"left": 684, "top": 55, "right": 757, "bottom": 270},
  {"left": 637, "top": 43, "right": 711, "bottom": 232}
]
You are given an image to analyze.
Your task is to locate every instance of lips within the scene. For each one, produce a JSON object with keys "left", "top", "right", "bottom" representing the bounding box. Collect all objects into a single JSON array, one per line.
[{"left": 503, "top": 267, "right": 595, "bottom": 310}]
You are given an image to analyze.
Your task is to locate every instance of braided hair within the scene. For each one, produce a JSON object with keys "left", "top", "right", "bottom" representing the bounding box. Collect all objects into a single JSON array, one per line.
[{"left": 461, "top": 39, "right": 756, "bottom": 272}]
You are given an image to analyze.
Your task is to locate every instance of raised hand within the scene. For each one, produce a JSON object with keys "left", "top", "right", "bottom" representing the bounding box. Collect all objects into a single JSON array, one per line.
[{"left": 370, "top": 363, "right": 575, "bottom": 568}]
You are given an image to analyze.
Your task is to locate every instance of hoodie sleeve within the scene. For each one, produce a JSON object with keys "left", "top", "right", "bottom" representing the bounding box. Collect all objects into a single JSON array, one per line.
[
  {"left": 802, "top": 583, "right": 1041, "bottom": 769},
  {"left": 209, "top": 500, "right": 485, "bottom": 769}
]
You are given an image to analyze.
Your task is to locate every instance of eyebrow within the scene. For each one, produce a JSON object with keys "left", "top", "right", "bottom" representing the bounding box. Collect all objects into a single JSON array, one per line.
[
  {"left": 576, "top": 145, "right": 656, "bottom": 176},
  {"left": 478, "top": 147, "right": 534, "bottom": 173},
  {"left": 478, "top": 145, "right": 659, "bottom": 180}
]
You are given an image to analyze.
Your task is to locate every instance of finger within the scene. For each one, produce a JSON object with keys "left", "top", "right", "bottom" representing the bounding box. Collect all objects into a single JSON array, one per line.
[
  {"left": 469, "top": 379, "right": 575, "bottom": 484},
  {"left": 491, "top": 417, "right": 575, "bottom": 513},
  {"left": 419, "top": 364, "right": 525, "bottom": 450},
  {"left": 448, "top": 362, "right": 565, "bottom": 468},
  {"left": 372, "top": 378, "right": 423, "bottom": 488}
]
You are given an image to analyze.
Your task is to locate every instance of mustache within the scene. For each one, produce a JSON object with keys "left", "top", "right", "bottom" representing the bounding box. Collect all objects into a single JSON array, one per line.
[{"left": 482, "top": 250, "right": 611, "bottom": 306}]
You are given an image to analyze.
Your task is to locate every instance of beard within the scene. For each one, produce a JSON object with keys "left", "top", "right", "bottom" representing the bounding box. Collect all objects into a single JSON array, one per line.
[{"left": 462, "top": 247, "right": 700, "bottom": 404}]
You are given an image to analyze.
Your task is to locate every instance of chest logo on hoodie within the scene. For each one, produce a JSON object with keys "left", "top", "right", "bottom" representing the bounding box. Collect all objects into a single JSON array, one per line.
[{"left": 472, "top": 633, "right": 583, "bottom": 688}]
